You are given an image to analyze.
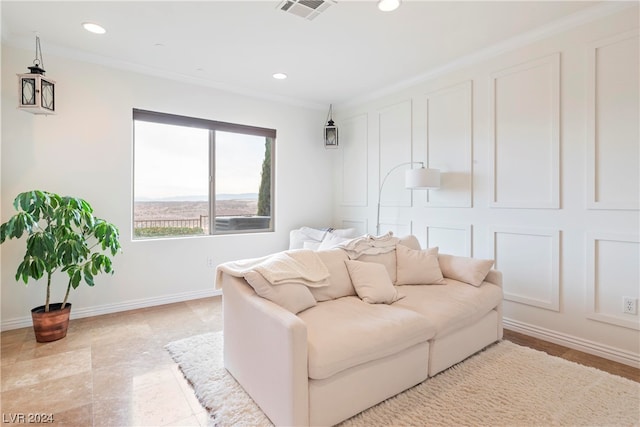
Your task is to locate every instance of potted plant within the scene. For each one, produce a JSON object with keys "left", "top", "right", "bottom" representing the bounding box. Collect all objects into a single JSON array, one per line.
[{"left": 0, "top": 190, "right": 121, "bottom": 342}]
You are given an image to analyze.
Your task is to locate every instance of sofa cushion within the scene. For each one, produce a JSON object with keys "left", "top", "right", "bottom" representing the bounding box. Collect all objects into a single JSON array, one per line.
[
  {"left": 396, "top": 245, "right": 445, "bottom": 285},
  {"left": 298, "top": 296, "right": 435, "bottom": 379},
  {"left": 394, "top": 279, "right": 503, "bottom": 338},
  {"left": 357, "top": 235, "right": 423, "bottom": 284},
  {"left": 438, "top": 254, "right": 494, "bottom": 287},
  {"left": 244, "top": 270, "right": 317, "bottom": 314},
  {"left": 345, "top": 260, "right": 403, "bottom": 304},
  {"left": 311, "top": 249, "right": 356, "bottom": 302}
]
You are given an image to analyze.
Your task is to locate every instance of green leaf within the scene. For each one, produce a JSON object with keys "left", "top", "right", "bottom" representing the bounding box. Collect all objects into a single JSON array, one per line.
[
  {"left": 16, "top": 260, "right": 28, "bottom": 283},
  {"left": 29, "top": 258, "right": 45, "bottom": 280},
  {"left": 83, "top": 264, "right": 95, "bottom": 287},
  {"left": 103, "top": 256, "right": 114, "bottom": 274},
  {"left": 17, "top": 191, "right": 32, "bottom": 212},
  {"left": 68, "top": 267, "right": 82, "bottom": 289}
]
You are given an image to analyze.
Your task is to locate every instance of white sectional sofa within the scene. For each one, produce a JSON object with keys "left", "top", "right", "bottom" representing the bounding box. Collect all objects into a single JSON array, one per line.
[{"left": 216, "top": 235, "right": 503, "bottom": 426}]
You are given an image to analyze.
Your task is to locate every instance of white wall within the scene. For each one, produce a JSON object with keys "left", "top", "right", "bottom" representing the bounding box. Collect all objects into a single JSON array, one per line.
[
  {"left": 1, "top": 44, "right": 334, "bottom": 329},
  {"left": 332, "top": 7, "right": 640, "bottom": 366}
]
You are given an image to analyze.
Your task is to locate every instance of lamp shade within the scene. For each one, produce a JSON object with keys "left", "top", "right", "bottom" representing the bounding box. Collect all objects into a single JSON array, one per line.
[{"left": 405, "top": 167, "right": 440, "bottom": 189}]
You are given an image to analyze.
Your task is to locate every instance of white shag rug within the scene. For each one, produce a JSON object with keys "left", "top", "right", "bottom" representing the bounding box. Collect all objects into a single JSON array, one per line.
[{"left": 166, "top": 331, "right": 640, "bottom": 426}]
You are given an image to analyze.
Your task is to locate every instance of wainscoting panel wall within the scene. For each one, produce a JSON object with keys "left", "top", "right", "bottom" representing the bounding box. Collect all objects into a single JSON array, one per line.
[
  {"left": 378, "top": 100, "right": 413, "bottom": 208},
  {"left": 378, "top": 220, "right": 412, "bottom": 237},
  {"left": 423, "top": 81, "right": 473, "bottom": 207},
  {"left": 490, "top": 227, "right": 560, "bottom": 312},
  {"left": 333, "top": 6, "right": 639, "bottom": 365},
  {"left": 340, "top": 114, "right": 369, "bottom": 207},
  {"left": 424, "top": 224, "right": 472, "bottom": 257},
  {"left": 489, "top": 53, "right": 560, "bottom": 209},
  {"left": 341, "top": 219, "right": 368, "bottom": 236},
  {"left": 586, "top": 232, "right": 640, "bottom": 330},
  {"left": 587, "top": 30, "right": 639, "bottom": 210}
]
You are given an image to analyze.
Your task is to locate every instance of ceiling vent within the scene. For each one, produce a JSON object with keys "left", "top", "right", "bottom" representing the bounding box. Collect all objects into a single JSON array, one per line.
[{"left": 277, "top": 0, "right": 336, "bottom": 21}]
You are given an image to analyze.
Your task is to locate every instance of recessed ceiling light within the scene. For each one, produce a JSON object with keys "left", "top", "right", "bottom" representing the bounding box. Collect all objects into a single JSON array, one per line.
[
  {"left": 82, "top": 22, "right": 106, "bottom": 34},
  {"left": 273, "top": 73, "right": 288, "bottom": 80},
  {"left": 377, "top": 0, "right": 400, "bottom": 12}
]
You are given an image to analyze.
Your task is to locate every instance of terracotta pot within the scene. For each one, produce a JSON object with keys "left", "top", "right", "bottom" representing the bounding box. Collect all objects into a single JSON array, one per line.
[{"left": 30, "top": 303, "right": 72, "bottom": 343}]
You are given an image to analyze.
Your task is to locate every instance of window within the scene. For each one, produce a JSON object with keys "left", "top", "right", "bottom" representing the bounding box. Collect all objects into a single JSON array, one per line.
[{"left": 133, "top": 109, "right": 275, "bottom": 239}]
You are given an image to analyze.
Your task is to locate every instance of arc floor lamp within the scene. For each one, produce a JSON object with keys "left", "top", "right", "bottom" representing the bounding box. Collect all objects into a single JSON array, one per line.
[{"left": 376, "top": 162, "right": 440, "bottom": 235}]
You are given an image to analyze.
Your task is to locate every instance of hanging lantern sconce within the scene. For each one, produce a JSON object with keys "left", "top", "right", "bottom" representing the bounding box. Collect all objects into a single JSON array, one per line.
[
  {"left": 17, "top": 35, "right": 55, "bottom": 115},
  {"left": 324, "top": 104, "right": 338, "bottom": 148}
]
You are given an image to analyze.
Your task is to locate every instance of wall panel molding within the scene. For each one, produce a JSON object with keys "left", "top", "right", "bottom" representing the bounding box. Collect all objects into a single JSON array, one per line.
[
  {"left": 586, "top": 30, "right": 640, "bottom": 210},
  {"left": 340, "top": 218, "right": 368, "bottom": 236},
  {"left": 489, "top": 53, "right": 560, "bottom": 209},
  {"left": 491, "top": 226, "right": 560, "bottom": 311},
  {"left": 378, "top": 219, "right": 412, "bottom": 237},
  {"left": 586, "top": 232, "right": 640, "bottom": 330},
  {"left": 340, "top": 114, "right": 369, "bottom": 207},
  {"left": 423, "top": 81, "right": 473, "bottom": 208},
  {"left": 378, "top": 100, "right": 413, "bottom": 208},
  {"left": 423, "top": 223, "right": 472, "bottom": 256}
]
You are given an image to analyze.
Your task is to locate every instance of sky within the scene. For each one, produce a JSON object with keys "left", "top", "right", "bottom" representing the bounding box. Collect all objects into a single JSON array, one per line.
[{"left": 134, "top": 121, "right": 266, "bottom": 200}]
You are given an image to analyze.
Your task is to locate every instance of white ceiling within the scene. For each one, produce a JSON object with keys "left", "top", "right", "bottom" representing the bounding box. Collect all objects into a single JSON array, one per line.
[{"left": 0, "top": 1, "right": 627, "bottom": 109}]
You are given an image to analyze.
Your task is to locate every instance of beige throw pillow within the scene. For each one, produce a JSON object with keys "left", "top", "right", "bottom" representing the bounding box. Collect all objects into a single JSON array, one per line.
[
  {"left": 311, "top": 249, "right": 356, "bottom": 301},
  {"left": 438, "top": 254, "right": 494, "bottom": 287},
  {"left": 244, "top": 270, "right": 317, "bottom": 314},
  {"left": 396, "top": 245, "right": 446, "bottom": 285},
  {"left": 344, "top": 260, "right": 403, "bottom": 304}
]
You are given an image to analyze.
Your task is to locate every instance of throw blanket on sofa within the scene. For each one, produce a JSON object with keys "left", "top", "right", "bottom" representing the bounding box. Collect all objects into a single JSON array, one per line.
[
  {"left": 215, "top": 249, "right": 330, "bottom": 288},
  {"left": 337, "top": 232, "right": 399, "bottom": 259}
]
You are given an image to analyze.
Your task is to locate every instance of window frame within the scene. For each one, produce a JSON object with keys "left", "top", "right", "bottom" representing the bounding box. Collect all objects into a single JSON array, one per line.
[{"left": 132, "top": 108, "right": 276, "bottom": 238}]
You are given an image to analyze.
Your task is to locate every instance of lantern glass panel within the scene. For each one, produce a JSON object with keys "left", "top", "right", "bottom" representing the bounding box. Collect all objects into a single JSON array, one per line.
[
  {"left": 41, "top": 80, "right": 54, "bottom": 111},
  {"left": 21, "top": 78, "right": 36, "bottom": 105},
  {"left": 325, "top": 126, "right": 338, "bottom": 147}
]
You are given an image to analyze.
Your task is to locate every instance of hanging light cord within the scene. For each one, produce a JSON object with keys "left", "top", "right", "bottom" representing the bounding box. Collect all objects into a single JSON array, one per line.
[
  {"left": 326, "top": 104, "right": 334, "bottom": 124},
  {"left": 34, "top": 36, "right": 44, "bottom": 68}
]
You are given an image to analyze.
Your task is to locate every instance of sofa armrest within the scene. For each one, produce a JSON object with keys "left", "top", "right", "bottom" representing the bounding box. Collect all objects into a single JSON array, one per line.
[
  {"left": 222, "top": 273, "right": 309, "bottom": 426},
  {"left": 483, "top": 269, "right": 504, "bottom": 340},
  {"left": 485, "top": 269, "right": 502, "bottom": 288}
]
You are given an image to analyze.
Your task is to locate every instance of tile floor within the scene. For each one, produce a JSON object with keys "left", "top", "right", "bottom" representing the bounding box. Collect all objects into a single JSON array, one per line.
[
  {"left": 1, "top": 297, "right": 222, "bottom": 427},
  {"left": 1, "top": 296, "right": 638, "bottom": 426}
]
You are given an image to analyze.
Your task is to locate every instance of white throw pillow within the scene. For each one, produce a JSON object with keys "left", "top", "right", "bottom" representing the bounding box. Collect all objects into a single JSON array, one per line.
[
  {"left": 303, "top": 241, "right": 322, "bottom": 250},
  {"left": 289, "top": 227, "right": 327, "bottom": 250},
  {"left": 244, "top": 270, "right": 317, "bottom": 314},
  {"left": 317, "top": 233, "right": 350, "bottom": 250},
  {"left": 438, "top": 254, "right": 495, "bottom": 287},
  {"left": 289, "top": 227, "right": 358, "bottom": 250},
  {"left": 396, "top": 244, "right": 446, "bottom": 285},
  {"left": 344, "top": 259, "right": 403, "bottom": 304}
]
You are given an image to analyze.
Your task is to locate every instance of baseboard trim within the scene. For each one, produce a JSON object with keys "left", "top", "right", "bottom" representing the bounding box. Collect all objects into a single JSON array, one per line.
[
  {"left": 1, "top": 288, "right": 221, "bottom": 332},
  {"left": 503, "top": 317, "right": 640, "bottom": 368}
]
